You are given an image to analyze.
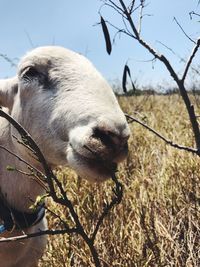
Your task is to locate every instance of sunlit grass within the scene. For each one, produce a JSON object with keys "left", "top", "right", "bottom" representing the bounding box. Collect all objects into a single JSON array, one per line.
[{"left": 39, "top": 95, "right": 200, "bottom": 267}]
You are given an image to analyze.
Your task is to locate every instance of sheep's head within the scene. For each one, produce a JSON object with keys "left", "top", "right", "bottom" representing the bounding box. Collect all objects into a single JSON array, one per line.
[{"left": 0, "top": 46, "right": 130, "bottom": 182}]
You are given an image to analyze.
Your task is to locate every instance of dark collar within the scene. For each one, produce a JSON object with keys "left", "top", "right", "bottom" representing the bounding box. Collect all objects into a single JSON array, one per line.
[{"left": 0, "top": 195, "right": 45, "bottom": 233}]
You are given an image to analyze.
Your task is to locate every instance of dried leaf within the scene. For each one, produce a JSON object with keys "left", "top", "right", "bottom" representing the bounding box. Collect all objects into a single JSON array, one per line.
[{"left": 100, "top": 16, "right": 112, "bottom": 55}]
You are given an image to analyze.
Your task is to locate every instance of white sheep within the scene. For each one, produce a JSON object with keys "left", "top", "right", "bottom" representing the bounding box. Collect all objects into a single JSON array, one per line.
[{"left": 0, "top": 46, "right": 130, "bottom": 267}]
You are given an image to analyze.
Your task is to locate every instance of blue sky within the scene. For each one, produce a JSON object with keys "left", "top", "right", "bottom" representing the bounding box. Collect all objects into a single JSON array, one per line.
[{"left": 0, "top": 0, "right": 199, "bottom": 90}]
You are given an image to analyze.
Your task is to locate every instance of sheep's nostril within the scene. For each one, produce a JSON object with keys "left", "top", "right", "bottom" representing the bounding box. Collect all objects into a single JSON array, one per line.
[
  {"left": 92, "top": 128, "right": 114, "bottom": 147},
  {"left": 87, "top": 126, "right": 129, "bottom": 162},
  {"left": 92, "top": 127, "right": 129, "bottom": 149}
]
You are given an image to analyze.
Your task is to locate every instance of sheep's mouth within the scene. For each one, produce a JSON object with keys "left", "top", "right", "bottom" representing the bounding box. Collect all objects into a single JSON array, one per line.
[{"left": 68, "top": 144, "right": 118, "bottom": 181}]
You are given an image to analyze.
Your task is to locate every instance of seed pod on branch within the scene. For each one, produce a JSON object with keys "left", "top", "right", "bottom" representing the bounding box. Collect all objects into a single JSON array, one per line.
[
  {"left": 100, "top": 16, "right": 112, "bottom": 55},
  {"left": 122, "top": 64, "right": 136, "bottom": 93}
]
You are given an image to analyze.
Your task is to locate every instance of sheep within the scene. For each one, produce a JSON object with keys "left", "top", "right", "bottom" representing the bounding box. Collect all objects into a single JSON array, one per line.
[{"left": 0, "top": 46, "right": 130, "bottom": 267}]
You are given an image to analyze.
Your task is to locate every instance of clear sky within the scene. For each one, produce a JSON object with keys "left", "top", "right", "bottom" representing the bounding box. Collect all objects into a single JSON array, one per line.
[{"left": 0, "top": 0, "right": 199, "bottom": 91}]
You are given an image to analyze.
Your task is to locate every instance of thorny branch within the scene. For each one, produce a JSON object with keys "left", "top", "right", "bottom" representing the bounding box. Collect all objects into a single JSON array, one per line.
[{"left": 0, "top": 109, "right": 123, "bottom": 267}]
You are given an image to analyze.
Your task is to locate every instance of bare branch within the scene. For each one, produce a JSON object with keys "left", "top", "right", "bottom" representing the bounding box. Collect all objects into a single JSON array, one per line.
[
  {"left": 128, "top": 0, "right": 136, "bottom": 14},
  {"left": 105, "top": 0, "right": 200, "bottom": 151},
  {"left": 125, "top": 114, "right": 199, "bottom": 154},
  {"left": 138, "top": 0, "right": 145, "bottom": 36},
  {"left": 106, "top": 0, "right": 124, "bottom": 14},
  {"left": 103, "top": 3, "right": 125, "bottom": 18},
  {"left": 189, "top": 11, "right": 200, "bottom": 19},
  {"left": 182, "top": 38, "right": 200, "bottom": 82},
  {"left": 0, "top": 228, "right": 77, "bottom": 243},
  {"left": 45, "top": 206, "right": 71, "bottom": 229},
  {"left": 119, "top": 0, "right": 140, "bottom": 39},
  {"left": 106, "top": 21, "right": 135, "bottom": 42},
  {"left": 173, "top": 17, "right": 196, "bottom": 44},
  {"left": 91, "top": 173, "right": 123, "bottom": 243},
  {"left": 128, "top": 1, "right": 141, "bottom": 16},
  {"left": 0, "top": 144, "right": 45, "bottom": 179},
  {"left": 0, "top": 109, "right": 61, "bottom": 202},
  {"left": 155, "top": 41, "right": 200, "bottom": 76},
  {"left": 121, "top": 14, "right": 136, "bottom": 38},
  {"left": 117, "top": 1, "right": 179, "bottom": 84},
  {"left": 156, "top": 40, "right": 178, "bottom": 56},
  {"left": 0, "top": 54, "right": 18, "bottom": 67},
  {"left": 0, "top": 109, "right": 124, "bottom": 267}
]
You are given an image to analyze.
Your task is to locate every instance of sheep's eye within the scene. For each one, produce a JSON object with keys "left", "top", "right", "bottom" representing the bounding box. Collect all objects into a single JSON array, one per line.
[
  {"left": 24, "top": 67, "right": 39, "bottom": 77},
  {"left": 21, "top": 67, "right": 41, "bottom": 82}
]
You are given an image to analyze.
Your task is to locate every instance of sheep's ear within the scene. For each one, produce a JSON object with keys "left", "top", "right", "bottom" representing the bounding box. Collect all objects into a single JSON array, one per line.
[{"left": 0, "top": 77, "right": 18, "bottom": 109}]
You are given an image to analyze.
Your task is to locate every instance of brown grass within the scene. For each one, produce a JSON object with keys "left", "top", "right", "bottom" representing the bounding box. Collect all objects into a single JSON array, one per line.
[{"left": 39, "top": 95, "right": 200, "bottom": 267}]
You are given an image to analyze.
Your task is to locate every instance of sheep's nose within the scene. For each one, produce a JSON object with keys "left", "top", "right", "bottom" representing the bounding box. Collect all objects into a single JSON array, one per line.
[{"left": 90, "top": 125, "right": 130, "bottom": 162}]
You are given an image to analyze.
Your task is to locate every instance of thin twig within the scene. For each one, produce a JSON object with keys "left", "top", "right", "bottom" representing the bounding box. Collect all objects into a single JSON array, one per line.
[
  {"left": 0, "top": 110, "right": 103, "bottom": 266},
  {"left": 156, "top": 40, "right": 177, "bottom": 56},
  {"left": 0, "top": 228, "right": 77, "bottom": 243},
  {"left": 138, "top": 0, "right": 145, "bottom": 36},
  {"left": 116, "top": 1, "right": 179, "bottom": 84},
  {"left": 106, "top": 20, "right": 135, "bottom": 41},
  {"left": 0, "top": 102, "right": 125, "bottom": 266},
  {"left": 12, "top": 167, "right": 48, "bottom": 190},
  {"left": 107, "top": 0, "right": 124, "bottom": 14},
  {"left": 118, "top": 0, "right": 140, "bottom": 39},
  {"left": 0, "top": 54, "right": 17, "bottom": 67},
  {"left": 103, "top": 3, "right": 125, "bottom": 18},
  {"left": 173, "top": 17, "right": 196, "bottom": 44},
  {"left": 12, "top": 134, "right": 37, "bottom": 156},
  {"left": 182, "top": 38, "right": 200, "bottom": 82},
  {"left": 91, "top": 173, "right": 123, "bottom": 243},
  {"left": 122, "top": 15, "right": 136, "bottom": 38},
  {"left": 125, "top": 114, "right": 199, "bottom": 154},
  {"left": 0, "top": 144, "right": 47, "bottom": 183},
  {"left": 156, "top": 40, "right": 198, "bottom": 70},
  {"left": 0, "top": 109, "right": 59, "bottom": 202},
  {"left": 128, "top": 0, "right": 136, "bottom": 14},
  {"left": 45, "top": 206, "right": 71, "bottom": 229},
  {"left": 115, "top": 0, "right": 200, "bottom": 151},
  {"left": 0, "top": 111, "right": 84, "bottom": 239},
  {"left": 189, "top": 11, "right": 200, "bottom": 20}
]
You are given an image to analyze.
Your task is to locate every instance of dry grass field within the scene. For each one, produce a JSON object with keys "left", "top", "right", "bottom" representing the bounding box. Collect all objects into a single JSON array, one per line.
[{"left": 39, "top": 94, "right": 200, "bottom": 267}]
